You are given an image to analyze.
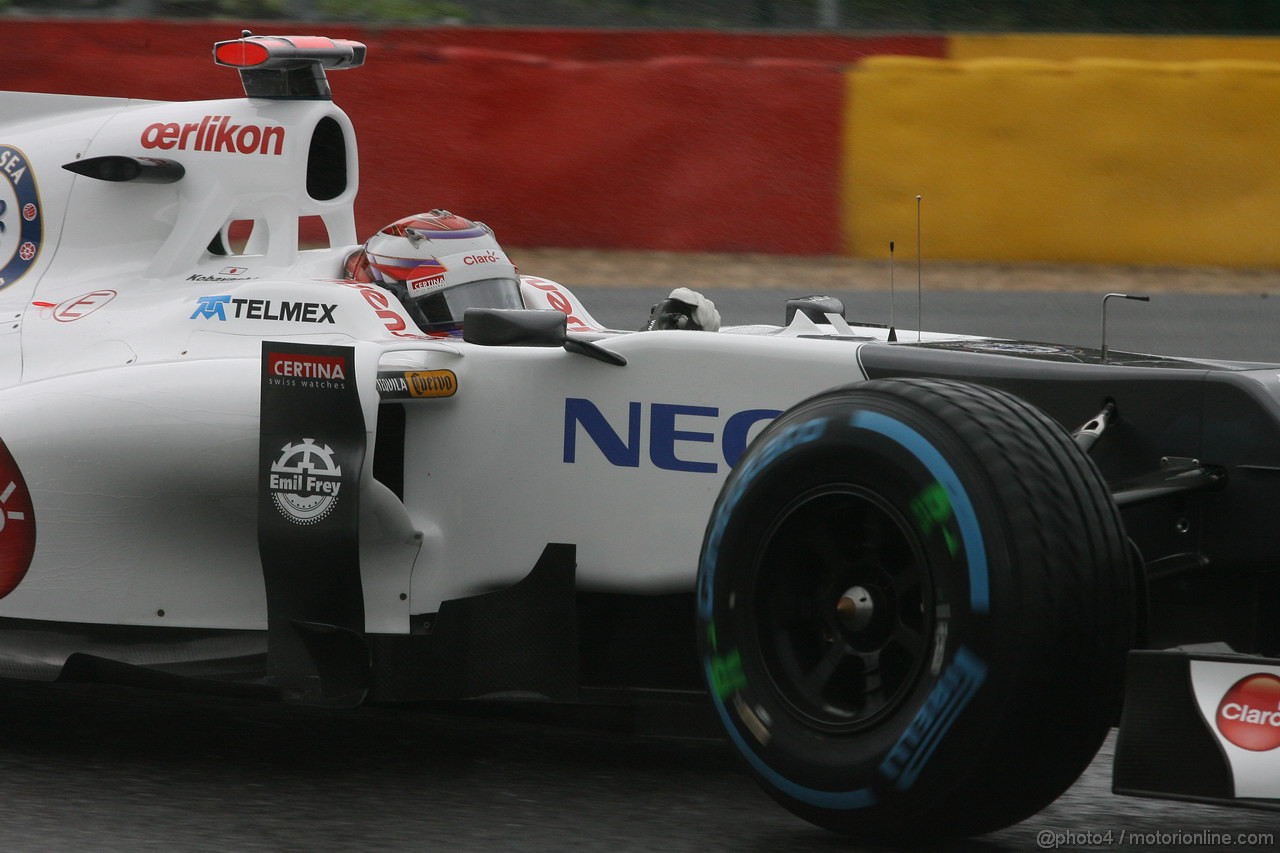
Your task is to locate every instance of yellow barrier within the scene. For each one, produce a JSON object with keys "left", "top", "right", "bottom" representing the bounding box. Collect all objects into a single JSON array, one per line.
[
  {"left": 951, "top": 33, "right": 1280, "bottom": 63},
  {"left": 843, "top": 56, "right": 1280, "bottom": 266}
]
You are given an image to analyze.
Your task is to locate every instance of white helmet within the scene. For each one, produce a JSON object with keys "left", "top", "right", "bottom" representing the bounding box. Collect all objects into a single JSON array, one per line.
[{"left": 345, "top": 210, "right": 522, "bottom": 332}]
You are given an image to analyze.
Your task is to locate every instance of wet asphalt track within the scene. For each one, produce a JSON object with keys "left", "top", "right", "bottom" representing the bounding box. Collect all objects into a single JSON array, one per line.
[
  {"left": 0, "top": 681, "right": 1276, "bottom": 852},
  {"left": 3, "top": 287, "right": 1280, "bottom": 852}
]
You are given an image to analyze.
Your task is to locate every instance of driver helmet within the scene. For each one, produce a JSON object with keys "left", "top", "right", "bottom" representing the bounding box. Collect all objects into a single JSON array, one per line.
[{"left": 345, "top": 210, "right": 522, "bottom": 332}]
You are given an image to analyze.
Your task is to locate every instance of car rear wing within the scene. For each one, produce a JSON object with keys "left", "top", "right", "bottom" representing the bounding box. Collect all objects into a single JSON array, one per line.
[{"left": 213, "top": 33, "right": 367, "bottom": 100}]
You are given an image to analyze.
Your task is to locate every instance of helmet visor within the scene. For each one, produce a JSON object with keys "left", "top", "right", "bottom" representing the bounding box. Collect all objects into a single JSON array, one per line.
[{"left": 417, "top": 277, "right": 524, "bottom": 331}]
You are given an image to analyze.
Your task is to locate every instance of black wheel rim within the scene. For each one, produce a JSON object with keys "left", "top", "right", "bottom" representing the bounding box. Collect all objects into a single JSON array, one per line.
[{"left": 752, "top": 486, "right": 934, "bottom": 733}]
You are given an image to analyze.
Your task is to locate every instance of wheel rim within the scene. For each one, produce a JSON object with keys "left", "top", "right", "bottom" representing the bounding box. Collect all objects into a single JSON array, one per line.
[{"left": 752, "top": 486, "right": 934, "bottom": 733}]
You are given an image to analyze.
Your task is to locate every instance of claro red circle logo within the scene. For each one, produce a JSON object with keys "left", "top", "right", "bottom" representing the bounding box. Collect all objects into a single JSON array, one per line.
[
  {"left": 0, "top": 438, "right": 36, "bottom": 599},
  {"left": 1216, "top": 673, "right": 1280, "bottom": 751}
]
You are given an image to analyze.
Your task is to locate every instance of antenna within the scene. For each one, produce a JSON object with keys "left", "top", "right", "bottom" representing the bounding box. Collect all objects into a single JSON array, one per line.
[
  {"left": 1101, "top": 292, "right": 1151, "bottom": 363},
  {"left": 915, "top": 195, "right": 922, "bottom": 342},
  {"left": 888, "top": 241, "right": 898, "bottom": 342}
]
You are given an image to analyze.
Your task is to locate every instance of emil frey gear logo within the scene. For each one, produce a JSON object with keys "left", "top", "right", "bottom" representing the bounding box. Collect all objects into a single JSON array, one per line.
[
  {"left": 1216, "top": 673, "right": 1280, "bottom": 751},
  {"left": 268, "top": 438, "right": 343, "bottom": 525}
]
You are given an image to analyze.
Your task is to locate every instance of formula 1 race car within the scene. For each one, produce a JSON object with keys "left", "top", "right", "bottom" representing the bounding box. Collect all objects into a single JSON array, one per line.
[{"left": 2, "top": 33, "right": 1278, "bottom": 843}]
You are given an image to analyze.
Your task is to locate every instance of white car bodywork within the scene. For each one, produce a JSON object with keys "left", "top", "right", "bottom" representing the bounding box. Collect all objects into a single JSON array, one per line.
[{"left": 0, "top": 63, "right": 976, "bottom": 640}]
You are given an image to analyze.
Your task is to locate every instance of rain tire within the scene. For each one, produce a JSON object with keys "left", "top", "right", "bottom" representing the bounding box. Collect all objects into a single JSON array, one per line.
[{"left": 696, "top": 378, "right": 1133, "bottom": 842}]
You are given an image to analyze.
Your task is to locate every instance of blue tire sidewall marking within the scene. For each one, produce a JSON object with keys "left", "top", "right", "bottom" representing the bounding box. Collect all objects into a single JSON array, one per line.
[
  {"left": 702, "top": 658, "right": 877, "bottom": 810},
  {"left": 697, "top": 403, "right": 993, "bottom": 810},
  {"left": 849, "top": 410, "right": 990, "bottom": 615},
  {"left": 697, "top": 416, "right": 829, "bottom": 621},
  {"left": 699, "top": 414, "right": 877, "bottom": 810},
  {"left": 876, "top": 645, "right": 989, "bottom": 792}
]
